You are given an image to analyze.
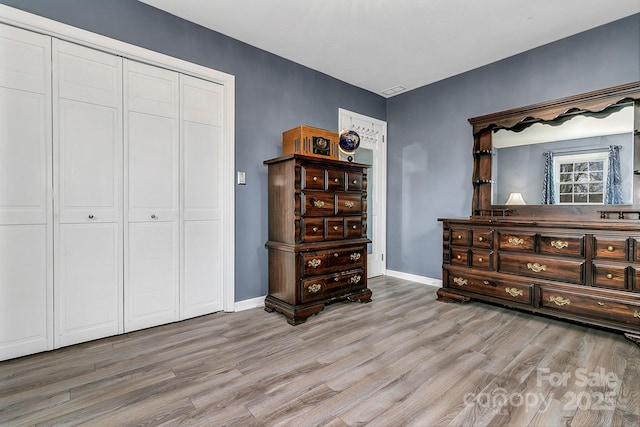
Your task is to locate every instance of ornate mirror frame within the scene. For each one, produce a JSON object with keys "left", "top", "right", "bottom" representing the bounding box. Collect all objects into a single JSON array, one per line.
[{"left": 468, "top": 81, "right": 640, "bottom": 220}]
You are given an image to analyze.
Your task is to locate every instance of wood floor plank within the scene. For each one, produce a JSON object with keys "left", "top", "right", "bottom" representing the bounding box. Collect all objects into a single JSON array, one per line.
[{"left": 0, "top": 276, "right": 638, "bottom": 426}]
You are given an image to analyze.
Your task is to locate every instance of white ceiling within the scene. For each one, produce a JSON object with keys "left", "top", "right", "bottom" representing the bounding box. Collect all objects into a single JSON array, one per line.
[{"left": 139, "top": 0, "right": 640, "bottom": 97}]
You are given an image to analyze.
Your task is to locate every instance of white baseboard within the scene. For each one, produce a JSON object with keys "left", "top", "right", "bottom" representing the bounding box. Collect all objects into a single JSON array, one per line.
[
  {"left": 234, "top": 295, "right": 266, "bottom": 312},
  {"left": 384, "top": 270, "right": 442, "bottom": 287}
]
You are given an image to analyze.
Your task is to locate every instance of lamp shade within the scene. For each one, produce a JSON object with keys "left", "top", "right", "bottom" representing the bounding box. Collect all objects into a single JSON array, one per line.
[{"left": 505, "top": 192, "right": 527, "bottom": 205}]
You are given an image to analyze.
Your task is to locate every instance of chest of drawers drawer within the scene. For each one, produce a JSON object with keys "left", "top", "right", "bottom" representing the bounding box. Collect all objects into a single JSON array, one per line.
[
  {"left": 303, "top": 191, "right": 335, "bottom": 216},
  {"left": 592, "top": 262, "right": 628, "bottom": 290},
  {"left": 593, "top": 237, "right": 628, "bottom": 261},
  {"left": 302, "top": 165, "right": 325, "bottom": 190},
  {"left": 302, "top": 246, "right": 365, "bottom": 276},
  {"left": 447, "top": 271, "right": 532, "bottom": 305},
  {"left": 540, "top": 286, "right": 640, "bottom": 328},
  {"left": 301, "top": 270, "right": 365, "bottom": 303},
  {"left": 336, "top": 192, "right": 362, "bottom": 215},
  {"left": 538, "top": 234, "right": 584, "bottom": 257},
  {"left": 470, "top": 249, "right": 492, "bottom": 270},
  {"left": 498, "top": 253, "right": 585, "bottom": 284}
]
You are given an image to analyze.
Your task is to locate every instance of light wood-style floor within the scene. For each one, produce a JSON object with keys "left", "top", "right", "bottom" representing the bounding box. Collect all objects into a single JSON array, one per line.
[{"left": 1, "top": 276, "right": 639, "bottom": 426}]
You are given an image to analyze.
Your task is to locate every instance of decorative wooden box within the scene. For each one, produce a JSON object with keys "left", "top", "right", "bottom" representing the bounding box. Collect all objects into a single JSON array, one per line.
[{"left": 282, "top": 125, "right": 339, "bottom": 160}]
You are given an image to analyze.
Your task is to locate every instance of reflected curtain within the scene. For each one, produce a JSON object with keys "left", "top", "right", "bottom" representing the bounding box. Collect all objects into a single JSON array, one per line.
[
  {"left": 541, "top": 151, "right": 555, "bottom": 204},
  {"left": 605, "top": 145, "right": 622, "bottom": 204}
]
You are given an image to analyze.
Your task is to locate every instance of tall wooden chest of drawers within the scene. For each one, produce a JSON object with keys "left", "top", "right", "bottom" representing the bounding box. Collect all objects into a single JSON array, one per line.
[{"left": 264, "top": 154, "right": 372, "bottom": 324}]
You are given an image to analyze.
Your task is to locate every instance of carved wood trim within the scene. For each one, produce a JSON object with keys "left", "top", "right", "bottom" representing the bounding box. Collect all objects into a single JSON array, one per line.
[{"left": 469, "top": 81, "right": 640, "bottom": 135}]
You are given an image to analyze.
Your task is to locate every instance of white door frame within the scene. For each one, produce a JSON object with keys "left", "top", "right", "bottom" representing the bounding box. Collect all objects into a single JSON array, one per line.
[
  {"left": 0, "top": 5, "right": 236, "bottom": 312},
  {"left": 339, "top": 109, "right": 387, "bottom": 277}
]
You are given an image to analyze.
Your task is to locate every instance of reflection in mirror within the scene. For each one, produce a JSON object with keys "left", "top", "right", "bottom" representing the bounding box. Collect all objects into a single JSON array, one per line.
[{"left": 492, "top": 103, "right": 635, "bottom": 206}]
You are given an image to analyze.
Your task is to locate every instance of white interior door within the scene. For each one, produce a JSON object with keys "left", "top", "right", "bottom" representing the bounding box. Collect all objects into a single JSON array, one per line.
[
  {"left": 339, "top": 109, "right": 387, "bottom": 277},
  {"left": 0, "top": 24, "right": 53, "bottom": 360},
  {"left": 180, "top": 75, "right": 225, "bottom": 319},
  {"left": 54, "top": 40, "right": 123, "bottom": 347},
  {"left": 124, "top": 60, "right": 180, "bottom": 332}
]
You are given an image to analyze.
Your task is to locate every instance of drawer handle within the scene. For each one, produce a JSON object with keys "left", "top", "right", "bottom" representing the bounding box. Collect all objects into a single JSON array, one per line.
[
  {"left": 607, "top": 245, "right": 615, "bottom": 252},
  {"left": 457, "top": 235, "right": 463, "bottom": 239},
  {"left": 350, "top": 275, "right": 361, "bottom": 284},
  {"left": 508, "top": 237, "right": 524, "bottom": 246},
  {"left": 634, "top": 311, "right": 640, "bottom": 318},
  {"left": 606, "top": 273, "right": 613, "bottom": 280},
  {"left": 549, "top": 295, "right": 570, "bottom": 306},
  {"left": 478, "top": 237, "right": 484, "bottom": 242},
  {"left": 312, "top": 227, "right": 318, "bottom": 232},
  {"left": 350, "top": 253, "right": 361, "bottom": 261},
  {"left": 313, "top": 200, "right": 325, "bottom": 208},
  {"left": 453, "top": 277, "right": 468, "bottom": 286},
  {"left": 352, "top": 225, "right": 357, "bottom": 230},
  {"left": 352, "top": 179, "right": 358, "bottom": 184},
  {"left": 334, "top": 253, "right": 339, "bottom": 257},
  {"left": 505, "top": 287, "right": 523, "bottom": 297},
  {"left": 527, "top": 262, "right": 547, "bottom": 273},
  {"left": 550, "top": 240, "right": 568, "bottom": 249},
  {"left": 477, "top": 257, "right": 483, "bottom": 263},
  {"left": 313, "top": 176, "right": 318, "bottom": 181},
  {"left": 88, "top": 214, "right": 94, "bottom": 219},
  {"left": 309, "top": 283, "right": 322, "bottom": 293},
  {"left": 308, "top": 259, "right": 321, "bottom": 268},
  {"left": 333, "top": 226, "right": 339, "bottom": 231},
  {"left": 597, "top": 302, "right": 605, "bottom": 306},
  {"left": 334, "top": 178, "right": 340, "bottom": 183},
  {"left": 456, "top": 255, "right": 462, "bottom": 260},
  {"left": 345, "top": 201, "right": 355, "bottom": 208}
]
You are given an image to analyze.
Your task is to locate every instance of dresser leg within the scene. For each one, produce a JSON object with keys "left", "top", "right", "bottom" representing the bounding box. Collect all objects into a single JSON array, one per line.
[
  {"left": 436, "top": 288, "right": 470, "bottom": 303},
  {"left": 347, "top": 288, "right": 372, "bottom": 303},
  {"left": 264, "top": 295, "right": 325, "bottom": 325},
  {"left": 623, "top": 333, "right": 640, "bottom": 347}
]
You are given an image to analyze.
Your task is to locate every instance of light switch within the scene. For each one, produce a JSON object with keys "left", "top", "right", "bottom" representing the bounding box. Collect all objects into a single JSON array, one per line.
[{"left": 237, "top": 170, "right": 246, "bottom": 185}]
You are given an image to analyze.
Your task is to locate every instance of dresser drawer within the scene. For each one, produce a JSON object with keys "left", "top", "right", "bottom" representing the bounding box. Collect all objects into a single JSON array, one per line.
[
  {"left": 302, "top": 165, "right": 325, "bottom": 190},
  {"left": 498, "top": 232, "right": 535, "bottom": 252},
  {"left": 498, "top": 253, "right": 584, "bottom": 284},
  {"left": 301, "top": 218, "right": 324, "bottom": 242},
  {"left": 540, "top": 286, "right": 640, "bottom": 328},
  {"left": 469, "top": 249, "right": 492, "bottom": 270},
  {"left": 302, "top": 191, "right": 335, "bottom": 216},
  {"left": 592, "top": 262, "right": 628, "bottom": 290},
  {"left": 447, "top": 272, "right": 532, "bottom": 305},
  {"left": 473, "top": 230, "right": 493, "bottom": 249},
  {"left": 301, "top": 270, "right": 365, "bottom": 303},
  {"left": 451, "top": 228, "right": 471, "bottom": 246},
  {"left": 301, "top": 246, "right": 365, "bottom": 276},
  {"left": 538, "top": 234, "right": 584, "bottom": 257},
  {"left": 327, "top": 169, "right": 345, "bottom": 191},
  {"left": 593, "top": 237, "right": 628, "bottom": 261},
  {"left": 346, "top": 171, "right": 363, "bottom": 191},
  {"left": 450, "top": 248, "right": 469, "bottom": 266},
  {"left": 344, "top": 217, "right": 362, "bottom": 238},
  {"left": 336, "top": 192, "right": 362, "bottom": 214}
]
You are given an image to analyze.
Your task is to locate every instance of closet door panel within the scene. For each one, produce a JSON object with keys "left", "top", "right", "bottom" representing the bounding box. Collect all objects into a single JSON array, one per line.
[
  {"left": 0, "top": 24, "right": 52, "bottom": 361},
  {"left": 56, "top": 223, "right": 121, "bottom": 346},
  {"left": 180, "top": 75, "right": 224, "bottom": 319},
  {"left": 54, "top": 40, "right": 123, "bottom": 348},
  {"left": 124, "top": 60, "right": 179, "bottom": 331}
]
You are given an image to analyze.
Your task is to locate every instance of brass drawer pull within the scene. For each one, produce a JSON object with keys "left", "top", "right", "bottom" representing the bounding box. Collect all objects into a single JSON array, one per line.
[
  {"left": 550, "top": 240, "right": 568, "bottom": 249},
  {"left": 549, "top": 295, "right": 570, "bottom": 306},
  {"left": 333, "top": 226, "right": 339, "bottom": 231},
  {"left": 308, "top": 283, "right": 322, "bottom": 293},
  {"left": 345, "top": 201, "right": 354, "bottom": 208},
  {"left": 606, "top": 273, "right": 613, "bottom": 280},
  {"left": 456, "top": 255, "right": 462, "bottom": 260},
  {"left": 597, "top": 301, "right": 605, "bottom": 306},
  {"left": 350, "top": 253, "right": 361, "bottom": 261},
  {"left": 508, "top": 237, "right": 524, "bottom": 246},
  {"left": 457, "top": 235, "right": 463, "bottom": 239},
  {"left": 505, "top": 287, "right": 523, "bottom": 297},
  {"left": 312, "top": 227, "right": 318, "bottom": 232},
  {"left": 478, "top": 236, "right": 484, "bottom": 242},
  {"left": 527, "top": 262, "right": 547, "bottom": 272},
  {"left": 313, "top": 200, "right": 325, "bottom": 208},
  {"left": 352, "top": 179, "right": 358, "bottom": 184},
  {"left": 477, "top": 257, "right": 483, "bottom": 263},
  {"left": 307, "top": 259, "right": 321, "bottom": 268},
  {"left": 352, "top": 225, "right": 357, "bottom": 230},
  {"left": 350, "top": 275, "right": 361, "bottom": 284},
  {"left": 334, "top": 253, "right": 339, "bottom": 257},
  {"left": 634, "top": 311, "right": 640, "bottom": 318},
  {"left": 334, "top": 178, "right": 340, "bottom": 183},
  {"left": 453, "top": 277, "right": 468, "bottom": 286},
  {"left": 607, "top": 245, "right": 615, "bottom": 252},
  {"left": 313, "top": 176, "right": 318, "bottom": 181}
]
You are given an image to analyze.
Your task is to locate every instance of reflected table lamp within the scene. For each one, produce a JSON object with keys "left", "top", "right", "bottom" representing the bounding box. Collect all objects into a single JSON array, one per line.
[{"left": 505, "top": 192, "right": 527, "bottom": 205}]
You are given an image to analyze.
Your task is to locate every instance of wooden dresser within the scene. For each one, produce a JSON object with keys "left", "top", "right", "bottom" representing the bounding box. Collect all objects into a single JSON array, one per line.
[
  {"left": 437, "top": 82, "right": 640, "bottom": 345},
  {"left": 264, "top": 154, "right": 372, "bottom": 324}
]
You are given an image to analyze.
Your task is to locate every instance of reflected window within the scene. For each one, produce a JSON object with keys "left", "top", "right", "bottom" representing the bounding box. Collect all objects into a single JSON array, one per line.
[{"left": 554, "top": 152, "right": 608, "bottom": 204}]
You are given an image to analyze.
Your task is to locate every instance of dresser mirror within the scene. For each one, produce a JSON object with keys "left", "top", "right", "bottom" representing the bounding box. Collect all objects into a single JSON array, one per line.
[
  {"left": 468, "top": 82, "right": 640, "bottom": 217},
  {"left": 492, "top": 102, "right": 635, "bottom": 206}
]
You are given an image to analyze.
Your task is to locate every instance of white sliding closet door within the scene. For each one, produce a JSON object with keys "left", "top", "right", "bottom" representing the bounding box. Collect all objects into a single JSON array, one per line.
[
  {"left": 181, "top": 75, "right": 225, "bottom": 319},
  {"left": 125, "top": 60, "right": 180, "bottom": 332},
  {"left": 0, "top": 24, "right": 53, "bottom": 360},
  {"left": 54, "top": 40, "right": 123, "bottom": 347}
]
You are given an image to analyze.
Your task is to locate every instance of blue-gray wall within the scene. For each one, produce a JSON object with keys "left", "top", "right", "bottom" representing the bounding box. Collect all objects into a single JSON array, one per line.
[
  {"left": 386, "top": 13, "right": 640, "bottom": 279},
  {"left": 0, "top": 0, "right": 386, "bottom": 301},
  {"left": 2, "top": 0, "right": 639, "bottom": 294}
]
